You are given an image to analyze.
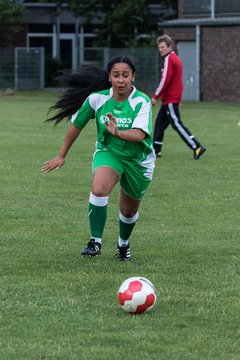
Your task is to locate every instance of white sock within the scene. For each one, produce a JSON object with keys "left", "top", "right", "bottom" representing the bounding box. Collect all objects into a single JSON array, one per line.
[
  {"left": 92, "top": 237, "right": 102, "bottom": 244},
  {"left": 118, "top": 237, "right": 129, "bottom": 247}
]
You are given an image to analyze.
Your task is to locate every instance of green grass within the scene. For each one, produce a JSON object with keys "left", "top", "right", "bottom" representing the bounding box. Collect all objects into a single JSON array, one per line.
[{"left": 0, "top": 90, "right": 240, "bottom": 359}]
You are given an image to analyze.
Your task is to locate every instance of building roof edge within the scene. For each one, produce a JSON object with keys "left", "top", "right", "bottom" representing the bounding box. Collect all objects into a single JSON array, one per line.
[{"left": 159, "top": 17, "right": 240, "bottom": 27}]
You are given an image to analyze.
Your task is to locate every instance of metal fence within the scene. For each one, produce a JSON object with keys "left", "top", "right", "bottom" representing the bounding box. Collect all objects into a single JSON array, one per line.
[
  {"left": 0, "top": 47, "right": 45, "bottom": 90},
  {"left": 78, "top": 47, "right": 160, "bottom": 94},
  {"left": 0, "top": 46, "right": 159, "bottom": 94}
]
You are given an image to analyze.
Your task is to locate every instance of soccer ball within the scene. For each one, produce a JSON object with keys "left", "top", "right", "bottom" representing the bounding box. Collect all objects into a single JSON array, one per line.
[{"left": 118, "top": 276, "right": 157, "bottom": 314}]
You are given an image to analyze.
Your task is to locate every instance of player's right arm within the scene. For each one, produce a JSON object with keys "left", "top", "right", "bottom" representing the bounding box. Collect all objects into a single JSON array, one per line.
[{"left": 42, "top": 124, "right": 82, "bottom": 173}]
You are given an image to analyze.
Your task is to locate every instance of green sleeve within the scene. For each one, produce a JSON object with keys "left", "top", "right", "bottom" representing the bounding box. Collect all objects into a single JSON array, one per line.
[{"left": 71, "top": 98, "right": 95, "bottom": 129}]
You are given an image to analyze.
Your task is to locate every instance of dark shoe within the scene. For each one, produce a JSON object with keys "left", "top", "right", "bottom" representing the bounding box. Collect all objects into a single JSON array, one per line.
[
  {"left": 194, "top": 146, "right": 206, "bottom": 159},
  {"left": 81, "top": 238, "right": 101, "bottom": 257},
  {"left": 114, "top": 244, "right": 131, "bottom": 261}
]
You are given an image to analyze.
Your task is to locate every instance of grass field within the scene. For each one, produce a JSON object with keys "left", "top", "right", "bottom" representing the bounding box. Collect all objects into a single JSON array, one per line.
[{"left": 0, "top": 90, "right": 240, "bottom": 360}]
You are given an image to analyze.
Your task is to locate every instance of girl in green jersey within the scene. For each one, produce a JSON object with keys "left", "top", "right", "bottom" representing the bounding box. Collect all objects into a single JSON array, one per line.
[{"left": 43, "top": 56, "right": 155, "bottom": 261}]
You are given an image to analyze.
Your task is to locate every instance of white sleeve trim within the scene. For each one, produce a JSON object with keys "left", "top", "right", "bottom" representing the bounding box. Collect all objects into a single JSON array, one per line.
[
  {"left": 154, "top": 55, "right": 169, "bottom": 97},
  {"left": 131, "top": 99, "right": 151, "bottom": 135}
]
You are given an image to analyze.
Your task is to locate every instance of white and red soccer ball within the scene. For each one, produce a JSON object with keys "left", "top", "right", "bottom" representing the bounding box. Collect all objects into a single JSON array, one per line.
[{"left": 118, "top": 277, "right": 157, "bottom": 314}]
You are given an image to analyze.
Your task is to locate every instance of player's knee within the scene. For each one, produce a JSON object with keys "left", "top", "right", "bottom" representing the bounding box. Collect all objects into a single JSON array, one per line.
[
  {"left": 120, "top": 208, "right": 138, "bottom": 218},
  {"left": 92, "top": 184, "right": 110, "bottom": 197}
]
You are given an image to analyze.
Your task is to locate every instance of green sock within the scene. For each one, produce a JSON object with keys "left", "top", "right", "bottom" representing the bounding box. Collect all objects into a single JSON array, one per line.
[
  {"left": 88, "top": 193, "right": 108, "bottom": 238},
  {"left": 119, "top": 212, "right": 138, "bottom": 241}
]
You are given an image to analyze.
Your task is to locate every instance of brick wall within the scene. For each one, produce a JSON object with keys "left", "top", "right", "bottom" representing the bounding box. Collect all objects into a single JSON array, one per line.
[
  {"left": 163, "top": 24, "right": 240, "bottom": 102},
  {"left": 201, "top": 26, "right": 240, "bottom": 102},
  {"left": 163, "top": 27, "right": 196, "bottom": 42}
]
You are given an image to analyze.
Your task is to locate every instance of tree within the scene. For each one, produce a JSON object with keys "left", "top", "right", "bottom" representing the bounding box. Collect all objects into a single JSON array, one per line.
[
  {"left": 0, "top": 0, "right": 25, "bottom": 47},
  {"left": 72, "top": 0, "right": 156, "bottom": 47},
  {"left": 23, "top": 0, "right": 178, "bottom": 47},
  {"left": 67, "top": 0, "right": 177, "bottom": 47}
]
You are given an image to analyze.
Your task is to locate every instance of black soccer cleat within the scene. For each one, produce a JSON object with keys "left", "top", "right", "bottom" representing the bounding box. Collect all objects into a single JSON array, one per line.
[
  {"left": 193, "top": 146, "right": 206, "bottom": 160},
  {"left": 155, "top": 152, "right": 162, "bottom": 158},
  {"left": 81, "top": 238, "right": 101, "bottom": 257},
  {"left": 114, "top": 244, "right": 131, "bottom": 261}
]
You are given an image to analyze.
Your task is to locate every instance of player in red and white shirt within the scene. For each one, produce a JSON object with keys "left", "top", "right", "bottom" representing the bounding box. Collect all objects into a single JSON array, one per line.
[{"left": 151, "top": 35, "right": 206, "bottom": 159}]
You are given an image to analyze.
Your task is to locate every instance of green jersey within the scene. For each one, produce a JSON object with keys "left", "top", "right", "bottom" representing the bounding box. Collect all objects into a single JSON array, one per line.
[{"left": 71, "top": 86, "right": 154, "bottom": 162}]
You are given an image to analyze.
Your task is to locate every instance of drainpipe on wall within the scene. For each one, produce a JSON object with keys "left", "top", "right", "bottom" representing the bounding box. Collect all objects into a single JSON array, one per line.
[
  {"left": 55, "top": 5, "right": 61, "bottom": 60},
  {"left": 75, "top": 16, "right": 80, "bottom": 70},
  {"left": 196, "top": 24, "right": 200, "bottom": 101},
  {"left": 211, "top": 0, "right": 215, "bottom": 19}
]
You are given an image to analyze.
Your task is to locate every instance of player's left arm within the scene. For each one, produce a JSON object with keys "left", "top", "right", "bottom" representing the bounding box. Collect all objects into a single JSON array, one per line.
[{"left": 131, "top": 100, "right": 152, "bottom": 138}]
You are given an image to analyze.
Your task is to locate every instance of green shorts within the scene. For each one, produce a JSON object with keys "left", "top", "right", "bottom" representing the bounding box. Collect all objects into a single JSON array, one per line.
[{"left": 92, "top": 149, "right": 155, "bottom": 200}]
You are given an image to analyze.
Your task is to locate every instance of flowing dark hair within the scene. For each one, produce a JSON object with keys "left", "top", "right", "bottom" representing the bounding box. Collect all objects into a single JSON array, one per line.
[{"left": 46, "top": 56, "right": 135, "bottom": 124}]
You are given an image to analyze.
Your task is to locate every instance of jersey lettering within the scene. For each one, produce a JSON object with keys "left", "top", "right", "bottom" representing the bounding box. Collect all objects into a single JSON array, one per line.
[{"left": 100, "top": 115, "right": 132, "bottom": 127}]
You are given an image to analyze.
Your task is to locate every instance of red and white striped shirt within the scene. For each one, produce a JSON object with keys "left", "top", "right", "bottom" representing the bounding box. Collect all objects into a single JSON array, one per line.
[{"left": 153, "top": 51, "right": 183, "bottom": 105}]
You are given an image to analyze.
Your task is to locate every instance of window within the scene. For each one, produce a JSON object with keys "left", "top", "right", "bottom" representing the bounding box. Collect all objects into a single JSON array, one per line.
[{"left": 182, "top": 0, "right": 240, "bottom": 17}]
